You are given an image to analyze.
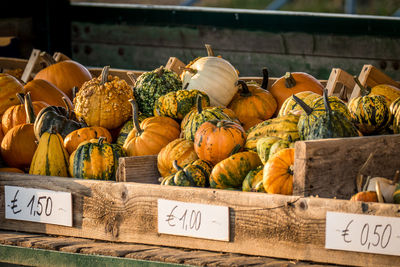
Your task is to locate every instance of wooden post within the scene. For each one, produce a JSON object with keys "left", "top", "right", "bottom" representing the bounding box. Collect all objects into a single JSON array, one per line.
[{"left": 325, "top": 68, "right": 355, "bottom": 102}]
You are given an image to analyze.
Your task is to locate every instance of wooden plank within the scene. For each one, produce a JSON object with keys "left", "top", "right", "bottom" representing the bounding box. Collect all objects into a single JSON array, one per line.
[
  {"left": 165, "top": 57, "right": 186, "bottom": 76},
  {"left": 293, "top": 134, "right": 400, "bottom": 199},
  {"left": 117, "top": 155, "right": 160, "bottom": 183},
  {"left": 325, "top": 68, "right": 356, "bottom": 102},
  {"left": 21, "top": 49, "right": 41, "bottom": 83},
  {"left": 350, "top": 64, "right": 400, "bottom": 100},
  {"left": 1, "top": 173, "right": 400, "bottom": 266}
]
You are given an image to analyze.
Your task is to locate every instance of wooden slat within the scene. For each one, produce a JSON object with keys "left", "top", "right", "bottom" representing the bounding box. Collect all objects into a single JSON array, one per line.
[
  {"left": 165, "top": 57, "right": 186, "bottom": 76},
  {"left": 21, "top": 49, "right": 41, "bottom": 83},
  {"left": 350, "top": 64, "right": 400, "bottom": 100},
  {"left": 293, "top": 134, "right": 400, "bottom": 199},
  {"left": 117, "top": 155, "right": 160, "bottom": 183},
  {"left": 0, "top": 173, "right": 399, "bottom": 266},
  {"left": 325, "top": 68, "right": 355, "bottom": 102}
]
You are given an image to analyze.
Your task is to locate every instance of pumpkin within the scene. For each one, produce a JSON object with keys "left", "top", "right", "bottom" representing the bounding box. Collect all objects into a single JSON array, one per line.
[
  {"left": 34, "top": 96, "right": 83, "bottom": 140},
  {"left": 181, "top": 44, "right": 239, "bottom": 107},
  {"left": 34, "top": 52, "right": 92, "bottom": 99},
  {"left": 278, "top": 91, "right": 321, "bottom": 117},
  {"left": 393, "top": 183, "right": 400, "bottom": 204},
  {"left": 115, "top": 113, "right": 148, "bottom": 146},
  {"left": 0, "top": 73, "right": 24, "bottom": 115},
  {"left": 63, "top": 126, "right": 112, "bottom": 154},
  {"left": 293, "top": 93, "right": 352, "bottom": 140},
  {"left": 256, "top": 136, "right": 281, "bottom": 164},
  {"left": 194, "top": 120, "right": 246, "bottom": 165},
  {"left": 245, "top": 113, "right": 300, "bottom": 151},
  {"left": 2, "top": 93, "right": 48, "bottom": 134},
  {"left": 0, "top": 167, "right": 24, "bottom": 173},
  {"left": 133, "top": 66, "right": 182, "bottom": 116},
  {"left": 228, "top": 77, "right": 277, "bottom": 131},
  {"left": 269, "top": 72, "right": 324, "bottom": 114},
  {"left": 242, "top": 166, "right": 265, "bottom": 192},
  {"left": 268, "top": 136, "right": 295, "bottom": 160},
  {"left": 350, "top": 191, "right": 378, "bottom": 202},
  {"left": 74, "top": 66, "right": 133, "bottom": 130},
  {"left": 0, "top": 93, "right": 37, "bottom": 169},
  {"left": 157, "top": 138, "right": 198, "bottom": 178},
  {"left": 209, "top": 151, "right": 262, "bottom": 189},
  {"left": 154, "top": 89, "right": 210, "bottom": 120},
  {"left": 70, "top": 137, "right": 125, "bottom": 180},
  {"left": 29, "top": 129, "right": 70, "bottom": 177},
  {"left": 181, "top": 95, "right": 238, "bottom": 141},
  {"left": 24, "top": 78, "right": 73, "bottom": 108},
  {"left": 263, "top": 148, "right": 294, "bottom": 195},
  {"left": 123, "top": 99, "right": 180, "bottom": 156},
  {"left": 353, "top": 77, "right": 400, "bottom": 107},
  {"left": 160, "top": 159, "right": 212, "bottom": 187},
  {"left": 305, "top": 90, "right": 359, "bottom": 140},
  {"left": 348, "top": 93, "right": 391, "bottom": 136}
]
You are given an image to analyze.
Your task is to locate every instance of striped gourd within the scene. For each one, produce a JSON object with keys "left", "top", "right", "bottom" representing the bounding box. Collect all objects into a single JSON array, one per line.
[
  {"left": 29, "top": 130, "right": 69, "bottom": 177},
  {"left": 116, "top": 112, "right": 148, "bottom": 146},
  {"left": 242, "top": 165, "right": 265, "bottom": 192},
  {"left": 181, "top": 95, "right": 238, "bottom": 141},
  {"left": 393, "top": 183, "right": 400, "bottom": 204},
  {"left": 70, "top": 137, "right": 125, "bottom": 180},
  {"left": 278, "top": 91, "right": 320, "bottom": 117},
  {"left": 390, "top": 97, "right": 400, "bottom": 134},
  {"left": 294, "top": 93, "right": 352, "bottom": 140},
  {"left": 245, "top": 114, "right": 300, "bottom": 151}
]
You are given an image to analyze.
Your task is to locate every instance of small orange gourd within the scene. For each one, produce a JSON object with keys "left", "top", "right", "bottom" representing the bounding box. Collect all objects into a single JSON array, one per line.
[{"left": 263, "top": 148, "right": 294, "bottom": 195}]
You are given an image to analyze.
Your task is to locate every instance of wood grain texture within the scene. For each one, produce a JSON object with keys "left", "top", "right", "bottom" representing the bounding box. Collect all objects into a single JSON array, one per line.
[
  {"left": 1, "top": 173, "right": 400, "bottom": 266},
  {"left": 293, "top": 135, "right": 400, "bottom": 199},
  {"left": 165, "top": 57, "right": 186, "bottom": 76},
  {"left": 325, "top": 68, "right": 355, "bottom": 101},
  {"left": 350, "top": 64, "right": 400, "bottom": 100},
  {"left": 117, "top": 155, "right": 160, "bottom": 183}
]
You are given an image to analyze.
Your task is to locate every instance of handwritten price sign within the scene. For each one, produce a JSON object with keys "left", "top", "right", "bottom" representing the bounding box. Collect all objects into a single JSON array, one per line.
[
  {"left": 326, "top": 211, "right": 400, "bottom": 256},
  {"left": 4, "top": 186, "right": 72, "bottom": 227},
  {"left": 158, "top": 199, "right": 229, "bottom": 241}
]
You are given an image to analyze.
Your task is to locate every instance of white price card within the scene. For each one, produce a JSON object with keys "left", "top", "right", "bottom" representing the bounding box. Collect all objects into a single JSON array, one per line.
[
  {"left": 4, "top": 186, "right": 72, "bottom": 227},
  {"left": 326, "top": 211, "right": 400, "bottom": 256},
  {"left": 158, "top": 199, "right": 229, "bottom": 241}
]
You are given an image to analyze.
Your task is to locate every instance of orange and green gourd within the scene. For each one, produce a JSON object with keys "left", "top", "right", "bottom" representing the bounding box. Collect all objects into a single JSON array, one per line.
[
  {"left": 242, "top": 165, "right": 265, "bottom": 192},
  {"left": 115, "top": 112, "right": 148, "bottom": 146},
  {"left": 278, "top": 91, "right": 321, "bottom": 117}
]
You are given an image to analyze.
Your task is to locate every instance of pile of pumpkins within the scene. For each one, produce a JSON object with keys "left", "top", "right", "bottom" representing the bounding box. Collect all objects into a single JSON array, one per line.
[{"left": 1, "top": 46, "right": 400, "bottom": 203}]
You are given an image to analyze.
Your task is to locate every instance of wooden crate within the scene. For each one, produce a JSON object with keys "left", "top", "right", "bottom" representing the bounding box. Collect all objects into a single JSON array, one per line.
[{"left": 1, "top": 171, "right": 399, "bottom": 267}]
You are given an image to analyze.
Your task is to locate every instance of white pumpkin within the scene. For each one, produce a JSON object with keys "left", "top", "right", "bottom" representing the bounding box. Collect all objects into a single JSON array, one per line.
[{"left": 181, "top": 45, "right": 239, "bottom": 107}]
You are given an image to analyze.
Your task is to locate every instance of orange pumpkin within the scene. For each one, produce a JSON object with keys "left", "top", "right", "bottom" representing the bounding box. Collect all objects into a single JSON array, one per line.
[
  {"left": 157, "top": 138, "right": 198, "bottom": 177},
  {"left": 34, "top": 52, "right": 92, "bottom": 99},
  {"left": 269, "top": 72, "right": 324, "bottom": 114},
  {"left": 0, "top": 126, "right": 3, "bottom": 145},
  {"left": 123, "top": 99, "right": 180, "bottom": 156},
  {"left": 2, "top": 93, "right": 48, "bottom": 134},
  {"left": 228, "top": 73, "right": 277, "bottom": 131},
  {"left": 24, "top": 79, "right": 73, "bottom": 108},
  {"left": 0, "top": 93, "right": 37, "bottom": 169},
  {"left": 0, "top": 73, "right": 24, "bottom": 115},
  {"left": 63, "top": 126, "right": 112, "bottom": 154},
  {"left": 0, "top": 167, "right": 25, "bottom": 173},
  {"left": 350, "top": 191, "right": 378, "bottom": 202},
  {"left": 263, "top": 148, "right": 294, "bottom": 195},
  {"left": 194, "top": 120, "right": 246, "bottom": 165}
]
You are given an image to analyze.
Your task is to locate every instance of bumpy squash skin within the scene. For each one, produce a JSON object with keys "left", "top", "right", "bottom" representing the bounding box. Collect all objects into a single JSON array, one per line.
[
  {"left": 154, "top": 89, "right": 210, "bottom": 120},
  {"left": 134, "top": 66, "right": 182, "bottom": 116},
  {"left": 29, "top": 131, "right": 69, "bottom": 177},
  {"left": 263, "top": 148, "right": 294, "bottom": 195},
  {"left": 242, "top": 166, "right": 265, "bottom": 192},
  {"left": 245, "top": 114, "right": 300, "bottom": 151},
  {"left": 348, "top": 95, "right": 391, "bottom": 135},
  {"left": 157, "top": 138, "right": 198, "bottom": 178},
  {"left": 210, "top": 151, "right": 262, "bottom": 189},
  {"left": 71, "top": 138, "right": 125, "bottom": 180}
]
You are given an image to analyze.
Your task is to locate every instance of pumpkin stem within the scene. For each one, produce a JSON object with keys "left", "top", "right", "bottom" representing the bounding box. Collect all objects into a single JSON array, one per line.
[
  {"left": 393, "top": 170, "right": 400, "bottom": 184},
  {"left": 155, "top": 66, "right": 165, "bottom": 77},
  {"left": 322, "top": 89, "right": 332, "bottom": 114},
  {"left": 100, "top": 66, "right": 110, "bottom": 85},
  {"left": 261, "top": 68, "right": 269, "bottom": 89},
  {"left": 196, "top": 94, "right": 203, "bottom": 114},
  {"left": 40, "top": 51, "right": 57, "bottom": 66},
  {"left": 353, "top": 76, "right": 371, "bottom": 96},
  {"left": 16, "top": 93, "right": 25, "bottom": 105},
  {"left": 24, "top": 92, "right": 36, "bottom": 124},
  {"left": 98, "top": 136, "right": 106, "bottom": 146},
  {"left": 72, "top": 86, "right": 78, "bottom": 102},
  {"left": 216, "top": 120, "right": 224, "bottom": 128},
  {"left": 183, "top": 82, "right": 189, "bottom": 90},
  {"left": 292, "top": 94, "right": 313, "bottom": 115},
  {"left": 284, "top": 72, "right": 296, "bottom": 88},
  {"left": 375, "top": 181, "right": 385, "bottom": 203},
  {"left": 288, "top": 165, "right": 294, "bottom": 176},
  {"left": 205, "top": 44, "right": 214, "bottom": 56},
  {"left": 363, "top": 175, "right": 372, "bottom": 192},
  {"left": 127, "top": 72, "right": 137, "bottom": 86},
  {"left": 172, "top": 160, "right": 183, "bottom": 172},
  {"left": 238, "top": 80, "right": 252, "bottom": 97},
  {"left": 182, "top": 67, "right": 197, "bottom": 74},
  {"left": 62, "top": 97, "right": 72, "bottom": 119},
  {"left": 129, "top": 99, "right": 143, "bottom": 136}
]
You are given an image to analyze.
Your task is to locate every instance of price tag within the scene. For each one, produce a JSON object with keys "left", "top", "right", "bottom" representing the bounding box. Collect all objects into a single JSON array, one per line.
[
  {"left": 4, "top": 186, "right": 72, "bottom": 227},
  {"left": 158, "top": 199, "right": 229, "bottom": 241},
  {"left": 326, "top": 211, "right": 400, "bottom": 256}
]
